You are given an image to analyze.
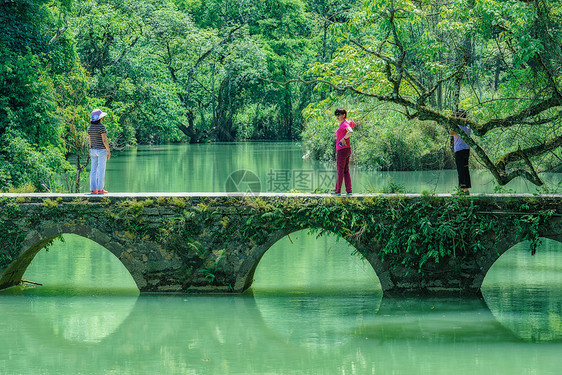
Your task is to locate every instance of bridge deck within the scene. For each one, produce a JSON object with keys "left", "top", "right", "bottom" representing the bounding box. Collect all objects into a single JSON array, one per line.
[{"left": 2, "top": 192, "right": 561, "bottom": 198}]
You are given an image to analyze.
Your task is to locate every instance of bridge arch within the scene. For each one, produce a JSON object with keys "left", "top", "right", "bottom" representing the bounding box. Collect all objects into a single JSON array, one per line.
[
  {"left": 482, "top": 237, "right": 562, "bottom": 289},
  {"left": 0, "top": 222, "right": 144, "bottom": 292},
  {"left": 473, "top": 227, "right": 562, "bottom": 293},
  {"left": 234, "top": 227, "right": 389, "bottom": 293},
  {"left": 481, "top": 237, "right": 562, "bottom": 342}
]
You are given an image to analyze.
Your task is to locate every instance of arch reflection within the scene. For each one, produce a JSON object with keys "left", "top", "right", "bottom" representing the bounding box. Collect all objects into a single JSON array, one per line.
[
  {"left": 251, "top": 229, "right": 383, "bottom": 349},
  {"left": 482, "top": 238, "right": 562, "bottom": 342},
  {"left": 0, "top": 234, "right": 139, "bottom": 343}
]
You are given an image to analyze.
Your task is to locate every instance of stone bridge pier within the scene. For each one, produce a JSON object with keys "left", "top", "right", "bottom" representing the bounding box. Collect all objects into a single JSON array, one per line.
[{"left": 0, "top": 193, "right": 560, "bottom": 296}]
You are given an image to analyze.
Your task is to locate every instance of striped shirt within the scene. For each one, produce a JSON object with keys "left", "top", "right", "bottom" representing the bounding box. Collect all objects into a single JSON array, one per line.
[{"left": 88, "top": 122, "right": 107, "bottom": 150}]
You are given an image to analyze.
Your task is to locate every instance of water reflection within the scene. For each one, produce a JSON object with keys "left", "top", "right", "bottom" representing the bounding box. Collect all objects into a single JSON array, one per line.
[
  {"left": 482, "top": 238, "right": 562, "bottom": 342},
  {"left": 251, "top": 289, "right": 382, "bottom": 349},
  {"left": 251, "top": 230, "right": 383, "bottom": 349},
  {"left": 372, "top": 296, "right": 520, "bottom": 343},
  {"left": 0, "top": 293, "right": 138, "bottom": 344},
  {"left": 2, "top": 227, "right": 562, "bottom": 373},
  {"left": 0, "top": 234, "right": 139, "bottom": 344},
  {"left": 2, "top": 292, "right": 562, "bottom": 375},
  {"left": 102, "top": 142, "right": 562, "bottom": 194}
]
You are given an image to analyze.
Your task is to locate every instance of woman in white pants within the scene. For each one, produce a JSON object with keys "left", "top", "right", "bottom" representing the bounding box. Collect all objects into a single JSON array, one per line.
[{"left": 88, "top": 109, "right": 111, "bottom": 194}]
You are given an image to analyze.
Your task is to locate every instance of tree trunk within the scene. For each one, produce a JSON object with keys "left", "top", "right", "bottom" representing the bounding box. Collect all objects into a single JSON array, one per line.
[{"left": 214, "top": 77, "right": 235, "bottom": 142}]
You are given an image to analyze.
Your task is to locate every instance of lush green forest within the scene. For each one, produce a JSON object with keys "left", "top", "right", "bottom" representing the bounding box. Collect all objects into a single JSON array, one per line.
[{"left": 1, "top": 0, "right": 561, "bottom": 192}]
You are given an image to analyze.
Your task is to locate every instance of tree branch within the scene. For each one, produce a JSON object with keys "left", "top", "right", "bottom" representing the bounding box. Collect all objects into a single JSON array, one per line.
[
  {"left": 49, "top": 13, "right": 68, "bottom": 45},
  {"left": 496, "top": 135, "right": 562, "bottom": 171},
  {"left": 478, "top": 95, "right": 562, "bottom": 135}
]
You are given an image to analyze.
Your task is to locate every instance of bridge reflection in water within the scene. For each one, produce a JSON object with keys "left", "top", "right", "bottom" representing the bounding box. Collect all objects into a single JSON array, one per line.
[
  {"left": 3, "top": 231, "right": 560, "bottom": 344},
  {"left": 0, "top": 231, "right": 561, "bottom": 374}
]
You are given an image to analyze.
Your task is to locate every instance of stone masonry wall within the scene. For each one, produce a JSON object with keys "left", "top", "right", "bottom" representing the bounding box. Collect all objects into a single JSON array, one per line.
[{"left": 0, "top": 193, "right": 560, "bottom": 296}]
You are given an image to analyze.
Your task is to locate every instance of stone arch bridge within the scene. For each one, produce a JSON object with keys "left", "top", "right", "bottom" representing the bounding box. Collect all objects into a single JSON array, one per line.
[{"left": 0, "top": 193, "right": 560, "bottom": 296}]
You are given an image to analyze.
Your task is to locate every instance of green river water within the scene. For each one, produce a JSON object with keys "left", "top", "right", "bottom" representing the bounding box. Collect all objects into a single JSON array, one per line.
[{"left": 1, "top": 142, "right": 561, "bottom": 374}]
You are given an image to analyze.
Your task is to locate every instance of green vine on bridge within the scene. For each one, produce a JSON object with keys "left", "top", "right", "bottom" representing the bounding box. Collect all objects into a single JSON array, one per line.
[
  {"left": 0, "top": 201, "right": 26, "bottom": 269},
  {"left": 0, "top": 195, "right": 559, "bottom": 286},
  {"left": 198, "top": 194, "right": 558, "bottom": 276}
]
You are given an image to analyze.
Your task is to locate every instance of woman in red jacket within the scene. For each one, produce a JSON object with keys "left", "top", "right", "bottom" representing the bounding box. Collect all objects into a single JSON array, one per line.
[{"left": 333, "top": 108, "right": 355, "bottom": 195}]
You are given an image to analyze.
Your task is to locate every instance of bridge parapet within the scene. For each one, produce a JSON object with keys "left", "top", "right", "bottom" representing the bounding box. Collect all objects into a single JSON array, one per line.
[{"left": 1, "top": 193, "right": 561, "bottom": 296}]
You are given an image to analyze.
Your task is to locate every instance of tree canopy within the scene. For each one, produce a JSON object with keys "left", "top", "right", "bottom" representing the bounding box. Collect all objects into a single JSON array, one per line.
[{"left": 1, "top": 0, "right": 561, "bottom": 191}]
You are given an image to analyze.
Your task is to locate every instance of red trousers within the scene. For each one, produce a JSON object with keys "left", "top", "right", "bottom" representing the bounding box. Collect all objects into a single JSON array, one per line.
[{"left": 335, "top": 148, "right": 352, "bottom": 193}]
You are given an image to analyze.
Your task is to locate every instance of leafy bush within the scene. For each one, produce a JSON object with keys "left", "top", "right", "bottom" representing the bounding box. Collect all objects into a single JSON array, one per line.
[{"left": 0, "top": 133, "right": 72, "bottom": 192}]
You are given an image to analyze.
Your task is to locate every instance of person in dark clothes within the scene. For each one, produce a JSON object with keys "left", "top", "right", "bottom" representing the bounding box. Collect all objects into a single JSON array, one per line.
[{"left": 449, "top": 108, "right": 471, "bottom": 194}]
